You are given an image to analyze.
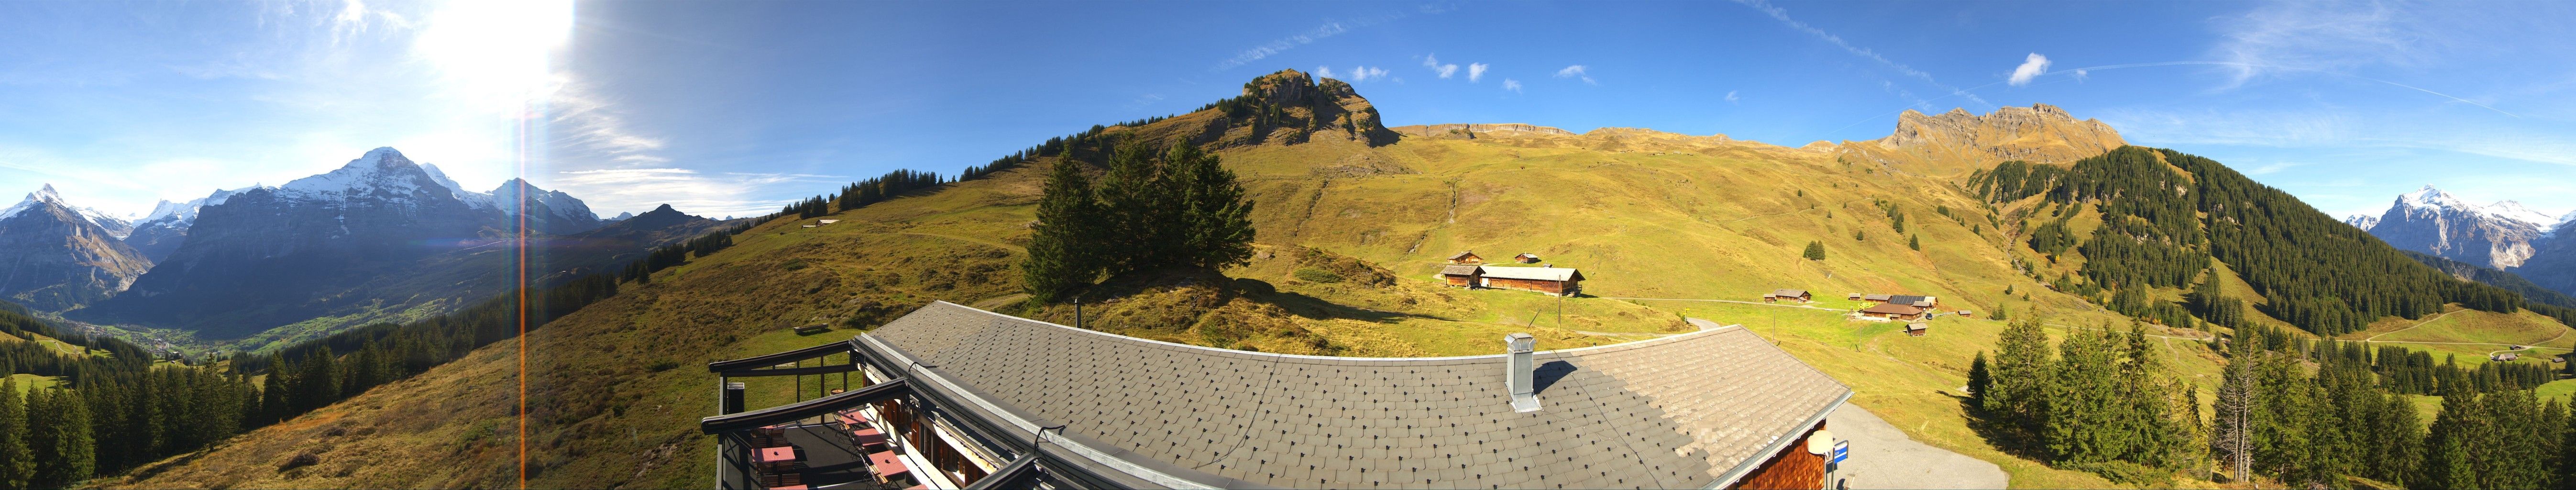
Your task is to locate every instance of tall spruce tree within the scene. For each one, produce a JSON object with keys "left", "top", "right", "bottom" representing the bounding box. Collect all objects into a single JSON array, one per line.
[
  {"left": 1167, "top": 144, "right": 1255, "bottom": 270},
  {"left": 1803, "top": 241, "right": 1826, "bottom": 260},
  {"left": 260, "top": 354, "right": 289, "bottom": 424},
  {"left": 2044, "top": 326, "right": 2124, "bottom": 465},
  {"left": 1966, "top": 351, "right": 1992, "bottom": 411},
  {"left": 1987, "top": 319, "right": 2052, "bottom": 444},
  {"left": 27, "top": 389, "right": 91, "bottom": 489},
  {"left": 1096, "top": 142, "right": 1178, "bottom": 271},
  {"left": 0, "top": 381, "right": 28, "bottom": 489},
  {"left": 1024, "top": 157, "right": 1103, "bottom": 302}
]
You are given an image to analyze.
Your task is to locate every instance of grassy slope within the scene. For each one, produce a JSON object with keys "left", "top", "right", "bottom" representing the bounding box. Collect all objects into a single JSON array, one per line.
[{"left": 114, "top": 116, "right": 2567, "bottom": 489}]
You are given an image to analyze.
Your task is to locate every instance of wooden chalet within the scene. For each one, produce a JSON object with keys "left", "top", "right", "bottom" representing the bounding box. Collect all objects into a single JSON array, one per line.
[
  {"left": 1512, "top": 253, "right": 1541, "bottom": 264},
  {"left": 1857, "top": 303, "right": 1929, "bottom": 322},
  {"left": 1957, "top": 310, "right": 1974, "bottom": 317},
  {"left": 1478, "top": 266, "right": 1585, "bottom": 296},
  {"left": 1438, "top": 265, "right": 1484, "bottom": 288},
  {"left": 2493, "top": 353, "right": 2521, "bottom": 362},
  {"left": 1447, "top": 250, "right": 1485, "bottom": 265},
  {"left": 1855, "top": 294, "right": 1938, "bottom": 308},
  {"left": 1764, "top": 289, "right": 1814, "bottom": 303},
  {"left": 1904, "top": 323, "right": 1929, "bottom": 336}
]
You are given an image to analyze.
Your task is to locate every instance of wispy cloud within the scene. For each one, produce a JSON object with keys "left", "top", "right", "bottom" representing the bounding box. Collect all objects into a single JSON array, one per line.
[
  {"left": 1553, "top": 65, "right": 1596, "bottom": 85},
  {"left": 1501, "top": 78, "right": 1522, "bottom": 93},
  {"left": 2007, "top": 53, "right": 2050, "bottom": 87},
  {"left": 555, "top": 167, "right": 847, "bottom": 218},
  {"left": 1725, "top": 90, "right": 1740, "bottom": 103},
  {"left": 1215, "top": 12, "right": 1410, "bottom": 71},
  {"left": 1344, "top": 66, "right": 1390, "bottom": 82},
  {"left": 1733, "top": 0, "right": 1988, "bottom": 107},
  {"left": 2210, "top": 2, "right": 2425, "bottom": 88},
  {"left": 1316, "top": 66, "right": 1336, "bottom": 78},
  {"left": 1468, "top": 63, "right": 1488, "bottom": 82},
  {"left": 1422, "top": 54, "right": 1459, "bottom": 78},
  {"left": 2101, "top": 108, "right": 2576, "bottom": 166}
]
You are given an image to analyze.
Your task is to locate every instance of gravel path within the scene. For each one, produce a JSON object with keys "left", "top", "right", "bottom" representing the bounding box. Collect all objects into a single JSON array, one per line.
[{"left": 1827, "top": 405, "right": 2009, "bottom": 490}]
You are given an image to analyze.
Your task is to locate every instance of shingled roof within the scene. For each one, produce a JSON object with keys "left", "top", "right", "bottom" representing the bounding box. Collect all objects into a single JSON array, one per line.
[
  {"left": 1439, "top": 265, "right": 1482, "bottom": 276},
  {"left": 863, "top": 301, "right": 1851, "bottom": 489},
  {"left": 1475, "top": 266, "right": 1583, "bottom": 282}
]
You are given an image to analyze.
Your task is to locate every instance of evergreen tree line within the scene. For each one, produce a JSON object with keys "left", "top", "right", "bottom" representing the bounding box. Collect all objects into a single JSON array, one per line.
[
  {"left": 2356, "top": 344, "right": 2557, "bottom": 396},
  {"left": 834, "top": 169, "right": 945, "bottom": 212},
  {"left": 1968, "top": 319, "right": 2201, "bottom": 481},
  {"left": 0, "top": 305, "right": 151, "bottom": 384},
  {"left": 1976, "top": 146, "right": 2531, "bottom": 336},
  {"left": 619, "top": 231, "right": 737, "bottom": 283},
  {"left": 1022, "top": 142, "right": 1256, "bottom": 302},
  {"left": 2202, "top": 328, "right": 2576, "bottom": 488}
]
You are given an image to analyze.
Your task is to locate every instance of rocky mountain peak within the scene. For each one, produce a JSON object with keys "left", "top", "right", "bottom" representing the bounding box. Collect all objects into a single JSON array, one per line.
[
  {"left": 1878, "top": 103, "right": 2126, "bottom": 167},
  {"left": 2362, "top": 185, "right": 2554, "bottom": 270},
  {"left": 276, "top": 147, "right": 448, "bottom": 202}
]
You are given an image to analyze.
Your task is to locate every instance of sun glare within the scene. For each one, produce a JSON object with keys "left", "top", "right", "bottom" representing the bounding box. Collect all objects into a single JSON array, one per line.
[{"left": 411, "top": 0, "right": 576, "bottom": 118}]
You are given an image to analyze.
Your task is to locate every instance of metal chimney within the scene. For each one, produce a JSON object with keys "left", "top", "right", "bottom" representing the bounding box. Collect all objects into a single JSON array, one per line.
[
  {"left": 1506, "top": 333, "right": 1540, "bottom": 412},
  {"left": 722, "top": 382, "right": 747, "bottom": 415}
]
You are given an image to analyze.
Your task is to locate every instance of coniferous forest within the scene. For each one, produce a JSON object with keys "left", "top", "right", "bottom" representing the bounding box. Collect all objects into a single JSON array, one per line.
[
  {"left": 1972, "top": 318, "right": 2576, "bottom": 487},
  {"left": 1972, "top": 147, "right": 2533, "bottom": 336},
  {"left": 1022, "top": 141, "right": 1257, "bottom": 302}
]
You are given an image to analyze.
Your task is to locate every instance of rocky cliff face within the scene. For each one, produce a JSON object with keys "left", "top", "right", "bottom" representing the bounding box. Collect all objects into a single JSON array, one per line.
[
  {"left": 1389, "top": 123, "right": 1578, "bottom": 139},
  {"left": 1880, "top": 104, "right": 2127, "bottom": 163},
  {"left": 0, "top": 185, "right": 154, "bottom": 310},
  {"left": 1839, "top": 103, "right": 2127, "bottom": 176},
  {"left": 1125, "top": 69, "right": 1402, "bottom": 151},
  {"left": 2356, "top": 186, "right": 2551, "bottom": 270}
]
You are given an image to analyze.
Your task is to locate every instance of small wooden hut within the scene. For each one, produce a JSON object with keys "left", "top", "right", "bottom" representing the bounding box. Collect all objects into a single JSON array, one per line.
[
  {"left": 1763, "top": 289, "right": 1813, "bottom": 303},
  {"left": 1447, "top": 251, "right": 1484, "bottom": 265}
]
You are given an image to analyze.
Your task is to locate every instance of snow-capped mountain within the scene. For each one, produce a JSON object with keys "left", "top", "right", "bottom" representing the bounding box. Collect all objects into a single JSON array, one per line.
[
  {"left": 2, "top": 184, "right": 137, "bottom": 239},
  {"left": 2355, "top": 185, "right": 2554, "bottom": 270},
  {"left": 73, "top": 146, "right": 632, "bottom": 338},
  {"left": 121, "top": 187, "right": 247, "bottom": 262},
  {"left": 421, "top": 163, "right": 499, "bottom": 210},
  {"left": 2345, "top": 214, "right": 2379, "bottom": 230},
  {"left": 490, "top": 178, "right": 605, "bottom": 234},
  {"left": 74, "top": 147, "right": 494, "bottom": 337},
  {"left": 0, "top": 184, "right": 153, "bottom": 310}
]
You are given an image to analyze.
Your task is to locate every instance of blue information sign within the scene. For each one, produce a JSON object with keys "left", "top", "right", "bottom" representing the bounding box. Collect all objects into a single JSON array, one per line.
[{"left": 1830, "top": 441, "right": 1849, "bottom": 464}]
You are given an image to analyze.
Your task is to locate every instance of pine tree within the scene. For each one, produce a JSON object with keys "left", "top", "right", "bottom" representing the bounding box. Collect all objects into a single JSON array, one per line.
[
  {"left": 1167, "top": 143, "right": 1256, "bottom": 270},
  {"left": 2044, "top": 326, "right": 2124, "bottom": 464},
  {"left": 1802, "top": 241, "right": 1826, "bottom": 261},
  {"left": 1966, "top": 351, "right": 1992, "bottom": 411},
  {"left": 297, "top": 349, "right": 339, "bottom": 413},
  {"left": 1024, "top": 156, "right": 1102, "bottom": 302},
  {"left": 0, "top": 381, "right": 28, "bottom": 489},
  {"left": 1096, "top": 142, "right": 1176, "bottom": 271},
  {"left": 2211, "top": 338, "right": 2257, "bottom": 483},
  {"left": 260, "top": 354, "right": 289, "bottom": 424},
  {"left": 1987, "top": 319, "right": 2052, "bottom": 444},
  {"left": 1907, "top": 234, "right": 1920, "bottom": 251},
  {"left": 27, "top": 389, "right": 91, "bottom": 489}
]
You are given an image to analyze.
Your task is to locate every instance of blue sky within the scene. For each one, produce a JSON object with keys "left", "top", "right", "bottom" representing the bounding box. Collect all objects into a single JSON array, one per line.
[{"left": 2, "top": 1, "right": 2570, "bottom": 221}]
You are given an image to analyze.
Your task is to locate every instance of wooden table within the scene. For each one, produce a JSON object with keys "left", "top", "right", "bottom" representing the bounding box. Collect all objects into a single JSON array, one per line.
[
  {"left": 869, "top": 450, "right": 911, "bottom": 482},
  {"left": 852, "top": 427, "right": 888, "bottom": 445},
  {"left": 759, "top": 446, "right": 797, "bottom": 463}
]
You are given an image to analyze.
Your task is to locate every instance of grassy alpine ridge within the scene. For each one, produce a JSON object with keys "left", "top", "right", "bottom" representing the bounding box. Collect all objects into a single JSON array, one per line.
[{"left": 96, "top": 70, "right": 2576, "bottom": 489}]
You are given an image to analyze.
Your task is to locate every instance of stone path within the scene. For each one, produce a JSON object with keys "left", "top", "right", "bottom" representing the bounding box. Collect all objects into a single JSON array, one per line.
[{"left": 1826, "top": 405, "right": 2008, "bottom": 490}]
